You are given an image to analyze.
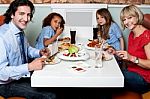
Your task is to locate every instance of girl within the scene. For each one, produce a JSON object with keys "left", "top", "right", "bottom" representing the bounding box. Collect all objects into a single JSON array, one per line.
[
  {"left": 35, "top": 12, "right": 65, "bottom": 49},
  {"left": 96, "top": 8, "right": 124, "bottom": 51}
]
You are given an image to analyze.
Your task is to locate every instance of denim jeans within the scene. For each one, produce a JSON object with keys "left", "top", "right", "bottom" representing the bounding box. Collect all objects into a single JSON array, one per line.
[
  {"left": 122, "top": 68, "right": 150, "bottom": 94},
  {"left": 0, "top": 78, "right": 56, "bottom": 99}
]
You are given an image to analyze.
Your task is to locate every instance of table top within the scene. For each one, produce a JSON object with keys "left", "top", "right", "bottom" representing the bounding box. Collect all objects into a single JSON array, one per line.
[{"left": 31, "top": 45, "right": 124, "bottom": 87}]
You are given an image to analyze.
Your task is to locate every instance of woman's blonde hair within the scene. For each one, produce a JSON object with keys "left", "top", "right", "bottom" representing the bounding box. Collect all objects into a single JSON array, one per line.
[{"left": 120, "top": 5, "right": 144, "bottom": 30}]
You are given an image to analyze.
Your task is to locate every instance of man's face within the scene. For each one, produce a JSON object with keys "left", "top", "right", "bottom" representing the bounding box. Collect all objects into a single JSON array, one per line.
[{"left": 11, "top": 5, "right": 32, "bottom": 30}]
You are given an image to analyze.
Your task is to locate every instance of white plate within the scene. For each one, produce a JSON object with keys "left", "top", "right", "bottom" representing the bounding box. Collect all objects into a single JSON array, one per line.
[
  {"left": 57, "top": 50, "right": 90, "bottom": 61},
  {"left": 84, "top": 44, "right": 95, "bottom": 50},
  {"left": 45, "top": 57, "right": 61, "bottom": 65}
]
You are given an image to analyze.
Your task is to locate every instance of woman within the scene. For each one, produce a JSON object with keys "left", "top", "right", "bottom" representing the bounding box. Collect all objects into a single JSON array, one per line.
[{"left": 110, "top": 5, "right": 150, "bottom": 99}]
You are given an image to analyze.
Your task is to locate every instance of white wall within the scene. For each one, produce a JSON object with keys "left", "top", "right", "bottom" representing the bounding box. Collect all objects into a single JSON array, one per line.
[{"left": 0, "top": 4, "right": 150, "bottom": 47}]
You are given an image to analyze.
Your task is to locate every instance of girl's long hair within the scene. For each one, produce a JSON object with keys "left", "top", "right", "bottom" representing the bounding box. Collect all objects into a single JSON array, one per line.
[{"left": 96, "top": 8, "right": 114, "bottom": 40}]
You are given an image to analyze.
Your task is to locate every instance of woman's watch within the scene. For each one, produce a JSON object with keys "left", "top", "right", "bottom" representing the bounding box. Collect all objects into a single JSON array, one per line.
[{"left": 134, "top": 57, "right": 139, "bottom": 64}]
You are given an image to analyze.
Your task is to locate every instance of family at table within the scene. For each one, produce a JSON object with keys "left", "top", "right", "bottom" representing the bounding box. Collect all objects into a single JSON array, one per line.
[{"left": 0, "top": 0, "right": 150, "bottom": 99}]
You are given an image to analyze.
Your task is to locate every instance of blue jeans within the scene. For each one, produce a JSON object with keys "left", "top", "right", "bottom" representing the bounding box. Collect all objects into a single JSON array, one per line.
[
  {"left": 122, "top": 68, "right": 150, "bottom": 94},
  {"left": 0, "top": 78, "right": 56, "bottom": 99}
]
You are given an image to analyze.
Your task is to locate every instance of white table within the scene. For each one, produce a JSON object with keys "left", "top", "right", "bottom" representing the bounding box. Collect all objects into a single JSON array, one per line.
[{"left": 31, "top": 48, "right": 124, "bottom": 87}]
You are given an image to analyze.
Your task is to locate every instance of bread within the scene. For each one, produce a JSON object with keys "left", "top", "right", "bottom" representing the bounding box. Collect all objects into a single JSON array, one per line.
[{"left": 59, "top": 42, "right": 71, "bottom": 50}]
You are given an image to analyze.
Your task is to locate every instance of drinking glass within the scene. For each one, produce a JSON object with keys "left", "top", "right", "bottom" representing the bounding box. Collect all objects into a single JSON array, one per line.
[
  {"left": 48, "top": 41, "right": 58, "bottom": 55},
  {"left": 93, "top": 27, "right": 98, "bottom": 40},
  {"left": 95, "top": 44, "right": 103, "bottom": 68},
  {"left": 70, "top": 28, "right": 76, "bottom": 44}
]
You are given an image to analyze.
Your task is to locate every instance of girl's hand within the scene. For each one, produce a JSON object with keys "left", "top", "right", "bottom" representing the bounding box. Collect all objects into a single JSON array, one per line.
[{"left": 56, "top": 27, "right": 63, "bottom": 35}]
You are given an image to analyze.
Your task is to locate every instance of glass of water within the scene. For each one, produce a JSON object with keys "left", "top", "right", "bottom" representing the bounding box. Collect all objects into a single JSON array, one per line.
[{"left": 95, "top": 44, "right": 103, "bottom": 68}]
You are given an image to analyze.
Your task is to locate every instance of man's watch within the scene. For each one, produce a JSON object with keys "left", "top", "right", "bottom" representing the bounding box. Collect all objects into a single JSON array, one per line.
[{"left": 134, "top": 57, "right": 139, "bottom": 64}]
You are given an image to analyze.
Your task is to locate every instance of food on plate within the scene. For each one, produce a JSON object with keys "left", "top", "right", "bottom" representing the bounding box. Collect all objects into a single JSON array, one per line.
[
  {"left": 103, "top": 45, "right": 114, "bottom": 51},
  {"left": 58, "top": 42, "right": 71, "bottom": 51},
  {"left": 68, "top": 45, "right": 79, "bottom": 54},
  {"left": 62, "top": 45, "right": 80, "bottom": 57},
  {"left": 45, "top": 57, "right": 61, "bottom": 65},
  {"left": 87, "top": 40, "right": 99, "bottom": 47},
  {"left": 58, "top": 37, "right": 70, "bottom": 42}
]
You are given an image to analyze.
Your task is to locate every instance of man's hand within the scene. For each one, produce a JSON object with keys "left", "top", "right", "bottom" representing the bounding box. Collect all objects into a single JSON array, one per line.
[
  {"left": 28, "top": 58, "right": 46, "bottom": 71},
  {"left": 39, "top": 48, "right": 50, "bottom": 57}
]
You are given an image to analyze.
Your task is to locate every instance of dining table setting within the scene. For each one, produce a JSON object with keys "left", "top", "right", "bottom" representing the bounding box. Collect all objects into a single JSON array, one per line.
[{"left": 31, "top": 36, "right": 124, "bottom": 88}]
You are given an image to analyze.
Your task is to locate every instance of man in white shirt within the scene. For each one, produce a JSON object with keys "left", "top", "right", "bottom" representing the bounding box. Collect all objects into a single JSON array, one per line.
[{"left": 0, "top": 0, "right": 56, "bottom": 99}]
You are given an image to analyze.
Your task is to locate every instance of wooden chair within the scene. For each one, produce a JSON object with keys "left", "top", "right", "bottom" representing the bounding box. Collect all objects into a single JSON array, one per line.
[
  {"left": 0, "top": 96, "right": 26, "bottom": 99},
  {"left": 0, "top": 96, "right": 5, "bottom": 99},
  {"left": 143, "top": 14, "right": 150, "bottom": 29},
  {"left": 7, "top": 97, "right": 26, "bottom": 99},
  {"left": 0, "top": 15, "right": 5, "bottom": 26}
]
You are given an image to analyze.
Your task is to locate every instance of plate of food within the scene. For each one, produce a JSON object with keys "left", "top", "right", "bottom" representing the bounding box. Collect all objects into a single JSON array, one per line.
[
  {"left": 57, "top": 45, "right": 89, "bottom": 61},
  {"left": 85, "top": 40, "right": 99, "bottom": 50},
  {"left": 45, "top": 56, "right": 61, "bottom": 65},
  {"left": 58, "top": 37, "right": 70, "bottom": 42}
]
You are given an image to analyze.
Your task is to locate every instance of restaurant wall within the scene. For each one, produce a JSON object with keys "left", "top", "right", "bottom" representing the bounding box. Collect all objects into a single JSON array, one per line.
[{"left": 0, "top": 4, "right": 150, "bottom": 48}]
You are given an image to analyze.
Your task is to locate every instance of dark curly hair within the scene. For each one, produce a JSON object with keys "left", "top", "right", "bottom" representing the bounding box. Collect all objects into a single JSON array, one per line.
[
  {"left": 3, "top": 0, "right": 35, "bottom": 24},
  {"left": 42, "top": 12, "right": 65, "bottom": 29}
]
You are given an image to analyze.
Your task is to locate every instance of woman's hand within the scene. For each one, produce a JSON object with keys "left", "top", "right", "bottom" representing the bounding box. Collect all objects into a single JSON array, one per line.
[{"left": 104, "top": 46, "right": 116, "bottom": 55}]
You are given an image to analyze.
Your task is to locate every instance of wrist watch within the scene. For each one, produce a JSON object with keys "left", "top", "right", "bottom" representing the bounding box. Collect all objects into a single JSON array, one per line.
[{"left": 134, "top": 57, "right": 139, "bottom": 64}]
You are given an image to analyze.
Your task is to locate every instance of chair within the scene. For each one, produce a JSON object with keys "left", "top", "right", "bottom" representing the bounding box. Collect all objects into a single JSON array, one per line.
[
  {"left": 0, "top": 96, "right": 26, "bottom": 99},
  {"left": 143, "top": 14, "right": 150, "bottom": 29},
  {"left": 0, "top": 15, "right": 5, "bottom": 26}
]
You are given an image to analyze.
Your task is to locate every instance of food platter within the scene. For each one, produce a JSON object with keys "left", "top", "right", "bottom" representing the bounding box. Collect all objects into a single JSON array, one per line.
[
  {"left": 45, "top": 56, "right": 61, "bottom": 65},
  {"left": 84, "top": 44, "right": 95, "bottom": 50}
]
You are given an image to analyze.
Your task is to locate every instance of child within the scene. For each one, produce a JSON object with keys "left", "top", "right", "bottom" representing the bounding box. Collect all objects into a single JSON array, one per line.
[
  {"left": 96, "top": 8, "right": 124, "bottom": 51},
  {"left": 35, "top": 12, "right": 65, "bottom": 49}
]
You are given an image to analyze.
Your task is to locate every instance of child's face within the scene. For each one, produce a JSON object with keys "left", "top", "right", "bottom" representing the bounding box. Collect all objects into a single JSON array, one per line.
[
  {"left": 51, "top": 16, "right": 62, "bottom": 31},
  {"left": 96, "top": 14, "right": 106, "bottom": 26},
  {"left": 122, "top": 15, "right": 137, "bottom": 30}
]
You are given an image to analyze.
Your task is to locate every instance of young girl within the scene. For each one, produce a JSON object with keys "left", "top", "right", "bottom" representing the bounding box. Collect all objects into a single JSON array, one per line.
[
  {"left": 35, "top": 12, "right": 65, "bottom": 49},
  {"left": 96, "top": 8, "right": 124, "bottom": 51}
]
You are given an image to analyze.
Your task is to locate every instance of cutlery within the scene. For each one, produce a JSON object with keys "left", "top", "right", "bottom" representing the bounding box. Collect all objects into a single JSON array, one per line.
[{"left": 46, "top": 52, "right": 59, "bottom": 62}]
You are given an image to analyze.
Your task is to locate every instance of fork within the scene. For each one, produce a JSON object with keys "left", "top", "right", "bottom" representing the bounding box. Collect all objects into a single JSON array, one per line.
[{"left": 46, "top": 52, "right": 59, "bottom": 62}]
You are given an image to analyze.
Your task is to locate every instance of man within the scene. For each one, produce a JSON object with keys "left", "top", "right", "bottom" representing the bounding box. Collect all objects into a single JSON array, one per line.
[{"left": 0, "top": 0, "right": 56, "bottom": 99}]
